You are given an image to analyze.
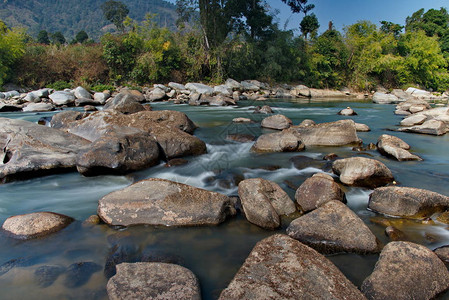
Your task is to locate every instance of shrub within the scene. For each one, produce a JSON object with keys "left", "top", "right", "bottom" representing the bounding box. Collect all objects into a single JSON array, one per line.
[
  {"left": 46, "top": 80, "right": 72, "bottom": 90},
  {"left": 91, "top": 84, "right": 115, "bottom": 92}
]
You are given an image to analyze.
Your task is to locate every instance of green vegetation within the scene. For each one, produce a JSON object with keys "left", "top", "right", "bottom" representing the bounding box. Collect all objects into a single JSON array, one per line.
[
  {"left": 1, "top": 4, "right": 449, "bottom": 92},
  {"left": 101, "top": 0, "right": 130, "bottom": 32},
  {"left": 0, "top": 20, "right": 25, "bottom": 86}
]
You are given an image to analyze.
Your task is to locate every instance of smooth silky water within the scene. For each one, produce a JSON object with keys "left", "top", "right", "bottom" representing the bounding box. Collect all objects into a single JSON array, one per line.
[{"left": 0, "top": 99, "right": 449, "bottom": 299}]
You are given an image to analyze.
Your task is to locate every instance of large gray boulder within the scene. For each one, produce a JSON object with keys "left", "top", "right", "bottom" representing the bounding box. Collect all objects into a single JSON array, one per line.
[
  {"left": 332, "top": 157, "right": 394, "bottom": 188},
  {"left": 368, "top": 186, "right": 449, "bottom": 219},
  {"left": 295, "top": 173, "right": 345, "bottom": 213},
  {"left": 225, "top": 78, "right": 242, "bottom": 91},
  {"left": 361, "top": 241, "right": 449, "bottom": 300},
  {"left": 372, "top": 92, "right": 399, "bottom": 104},
  {"left": 261, "top": 114, "right": 292, "bottom": 130},
  {"left": 23, "top": 92, "right": 40, "bottom": 103},
  {"left": 251, "top": 128, "right": 305, "bottom": 153},
  {"left": 74, "top": 86, "right": 92, "bottom": 99},
  {"left": 149, "top": 87, "right": 167, "bottom": 101},
  {"left": 98, "top": 178, "right": 234, "bottom": 226},
  {"left": 2, "top": 212, "right": 74, "bottom": 239},
  {"left": 238, "top": 178, "right": 296, "bottom": 229},
  {"left": 22, "top": 102, "right": 54, "bottom": 112},
  {"left": 49, "top": 91, "right": 75, "bottom": 106},
  {"left": 0, "top": 117, "right": 91, "bottom": 183},
  {"left": 76, "top": 128, "right": 160, "bottom": 176},
  {"left": 168, "top": 82, "right": 186, "bottom": 91},
  {"left": 287, "top": 201, "right": 381, "bottom": 254},
  {"left": 400, "top": 114, "right": 427, "bottom": 126},
  {"left": 377, "top": 134, "right": 422, "bottom": 161},
  {"left": 219, "top": 234, "right": 366, "bottom": 300},
  {"left": 309, "top": 89, "right": 347, "bottom": 98},
  {"left": 213, "top": 84, "right": 232, "bottom": 96},
  {"left": 107, "top": 263, "right": 201, "bottom": 300},
  {"left": 295, "top": 119, "right": 360, "bottom": 146},
  {"left": 240, "top": 81, "right": 260, "bottom": 92},
  {"left": 104, "top": 93, "right": 145, "bottom": 114},
  {"left": 398, "top": 119, "right": 448, "bottom": 136},
  {"left": 185, "top": 83, "right": 214, "bottom": 95},
  {"left": 50, "top": 111, "right": 85, "bottom": 129}
]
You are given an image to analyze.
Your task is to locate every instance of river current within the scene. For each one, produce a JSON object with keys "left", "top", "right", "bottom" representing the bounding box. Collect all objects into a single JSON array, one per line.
[{"left": 0, "top": 98, "right": 448, "bottom": 299}]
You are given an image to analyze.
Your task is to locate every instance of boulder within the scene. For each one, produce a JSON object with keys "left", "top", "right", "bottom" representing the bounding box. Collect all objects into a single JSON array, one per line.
[
  {"left": 32, "top": 88, "right": 50, "bottom": 98},
  {"left": 292, "top": 85, "right": 311, "bottom": 97},
  {"left": 219, "top": 234, "right": 366, "bottom": 300},
  {"left": 338, "top": 107, "right": 357, "bottom": 116},
  {"left": 2, "top": 212, "right": 74, "bottom": 239},
  {"left": 232, "top": 117, "right": 252, "bottom": 123},
  {"left": 355, "top": 123, "right": 370, "bottom": 132},
  {"left": 49, "top": 91, "right": 75, "bottom": 106},
  {"left": 295, "top": 119, "right": 360, "bottom": 146},
  {"left": 435, "top": 246, "right": 449, "bottom": 264},
  {"left": 261, "top": 114, "right": 292, "bottom": 130},
  {"left": 295, "top": 173, "right": 345, "bottom": 212},
  {"left": 74, "top": 86, "right": 92, "bottom": 99},
  {"left": 149, "top": 87, "right": 166, "bottom": 101},
  {"left": 76, "top": 128, "right": 160, "bottom": 176},
  {"left": 226, "top": 134, "right": 255, "bottom": 143},
  {"left": 168, "top": 82, "right": 186, "bottom": 91},
  {"left": 309, "top": 89, "right": 347, "bottom": 98},
  {"left": 22, "top": 102, "right": 54, "bottom": 112},
  {"left": 398, "top": 119, "right": 448, "bottom": 135},
  {"left": 254, "top": 105, "right": 273, "bottom": 114},
  {"left": 50, "top": 111, "right": 85, "bottom": 129},
  {"left": 377, "top": 134, "right": 422, "bottom": 161},
  {"left": 332, "top": 157, "right": 394, "bottom": 188},
  {"left": 287, "top": 201, "right": 380, "bottom": 254},
  {"left": 368, "top": 186, "right": 449, "bottom": 219},
  {"left": 361, "top": 241, "right": 449, "bottom": 300},
  {"left": 240, "top": 81, "right": 260, "bottom": 92},
  {"left": 238, "top": 178, "right": 296, "bottom": 229},
  {"left": 119, "top": 89, "right": 145, "bottom": 102},
  {"left": 185, "top": 82, "right": 214, "bottom": 95},
  {"left": 107, "top": 263, "right": 201, "bottom": 300},
  {"left": 214, "top": 84, "right": 232, "bottom": 96},
  {"left": 372, "top": 92, "right": 399, "bottom": 104},
  {"left": 0, "top": 118, "right": 91, "bottom": 182},
  {"left": 63, "top": 262, "right": 101, "bottom": 288},
  {"left": 23, "top": 92, "right": 40, "bottom": 103},
  {"left": 98, "top": 178, "right": 234, "bottom": 226},
  {"left": 0, "top": 103, "right": 21, "bottom": 112},
  {"left": 400, "top": 114, "right": 427, "bottom": 126},
  {"left": 405, "top": 87, "right": 434, "bottom": 99},
  {"left": 104, "top": 93, "right": 145, "bottom": 114},
  {"left": 298, "top": 119, "right": 316, "bottom": 127},
  {"left": 75, "top": 97, "right": 102, "bottom": 107},
  {"left": 391, "top": 89, "right": 414, "bottom": 101},
  {"left": 93, "top": 92, "right": 109, "bottom": 104},
  {"left": 252, "top": 128, "right": 305, "bottom": 153},
  {"left": 225, "top": 78, "right": 242, "bottom": 91}
]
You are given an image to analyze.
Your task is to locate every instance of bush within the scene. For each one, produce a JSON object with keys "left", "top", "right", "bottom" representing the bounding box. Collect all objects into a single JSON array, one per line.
[
  {"left": 0, "top": 20, "right": 26, "bottom": 86},
  {"left": 46, "top": 80, "right": 72, "bottom": 90},
  {"left": 91, "top": 84, "right": 115, "bottom": 92}
]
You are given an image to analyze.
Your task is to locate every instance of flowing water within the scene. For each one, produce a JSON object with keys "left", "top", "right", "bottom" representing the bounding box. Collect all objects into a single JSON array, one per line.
[{"left": 0, "top": 98, "right": 449, "bottom": 299}]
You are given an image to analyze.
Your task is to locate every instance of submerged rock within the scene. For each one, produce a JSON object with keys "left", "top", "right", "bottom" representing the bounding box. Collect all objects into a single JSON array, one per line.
[
  {"left": 261, "top": 114, "right": 292, "bottom": 130},
  {"left": 252, "top": 128, "right": 304, "bottom": 153},
  {"left": 332, "top": 157, "right": 394, "bottom": 188},
  {"left": 0, "top": 118, "right": 91, "bottom": 182},
  {"left": 295, "top": 173, "right": 345, "bottom": 213},
  {"left": 63, "top": 262, "right": 102, "bottom": 288},
  {"left": 355, "top": 123, "right": 370, "bottom": 132},
  {"left": 219, "top": 234, "right": 365, "bottom": 300},
  {"left": 76, "top": 128, "right": 160, "bottom": 176},
  {"left": 295, "top": 119, "right": 360, "bottom": 146},
  {"left": 238, "top": 178, "right": 296, "bottom": 229},
  {"left": 377, "top": 134, "right": 422, "bottom": 161},
  {"left": 107, "top": 263, "right": 201, "bottom": 300},
  {"left": 368, "top": 186, "right": 449, "bottom": 219},
  {"left": 287, "top": 201, "right": 381, "bottom": 254},
  {"left": 34, "top": 265, "right": 66, "bottom": 288},
  {"left": 361, "top": 241, "right": 449, "bottom": 300},
  {"left": 98, "top": 178, "right": 234, "bottom": 226},
  {"left": 2, "top": 212, "right": 74, "bottom": 239},
  {"left": 226, "top": 134, "right": 255, "bottom": 143}
]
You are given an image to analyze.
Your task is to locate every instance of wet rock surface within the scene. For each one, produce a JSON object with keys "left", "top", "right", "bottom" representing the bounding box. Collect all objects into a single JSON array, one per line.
[
  {"left": 361, "top": 241, "right": 449, "bottom": 300},
  {"left": 368, "top": 186, "right": 449, "bottom": 219},
  {"left": 219, "top": 234, "right": 366, "bottom": 300},
  {"left": 34, "top": 265, "right": 66, "bottom": 288},
  {"left": 295, "top": 119, "right": 360, "bottom": 146},
  {"left": 98, "top": 178, "right": 234, "bottom": 226},
  {"left": 377, "top": 134, "right": 422, "bottom": 161},
  {"left": 252, "top": 128, "right": 304, "bottom": 152},
  {"left": 63, "top": 262, "right": 102, "bottom": 288},
  {"left": 287, "top": 201, "right": 381, "bottom": 254},
  {"left": 107, "top": 262, "right": 201, "bottom": 300},
  {"left": 238, "top": 178, "right": 296, "bottom": 229},
  {"left": 1, "top": 212, "right": 74, "bottom": 239},
  {"left": 332, "top": 157, "right": 394, "bottom": 188},
  {"left": 261, "top": 114, "right": 292, "bottom": 130}
]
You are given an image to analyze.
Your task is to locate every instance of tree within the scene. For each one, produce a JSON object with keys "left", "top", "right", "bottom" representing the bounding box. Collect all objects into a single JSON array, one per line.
[
  {"left": 75, "top": 30, "right": 89, "bottom": 43},
  {"left": 281, "top": 0, "right": 315, "bottom": 15},
  {"left": 406, "top": 8, "right": 449, "bottom": 37},
  {"left": 51, "top": 31, "right": 66, "bottom": 45},
  {"left": 37, "top": 30, "right": 50, "bottom": 44},
  {"left": 300, "top": 13, "right": 319, "bottom": 39},
  {"left": 101, "top": 0, "right": 129, "bottom": 32},
  {"left": 380, "top": 21, "right": 404, "bottom": 38},
  {"left": 0, "top": 20, "right": 25, "bottom": 86}
]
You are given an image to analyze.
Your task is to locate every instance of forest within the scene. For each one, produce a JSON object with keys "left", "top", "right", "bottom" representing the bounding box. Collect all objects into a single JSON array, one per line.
[{"left": 1, "top": 0, "right": 449, "bottom": 92}]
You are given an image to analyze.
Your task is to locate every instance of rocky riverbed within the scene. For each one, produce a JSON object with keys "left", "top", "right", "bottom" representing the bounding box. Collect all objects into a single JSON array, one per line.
[{"left": 0, "top": 81, "right": 449, "bottom": 299}]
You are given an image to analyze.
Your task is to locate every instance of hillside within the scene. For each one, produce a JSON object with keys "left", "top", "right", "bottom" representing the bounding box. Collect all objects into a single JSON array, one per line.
[{"left": 0, "top": 0, "right": 178, "bottom": 40}]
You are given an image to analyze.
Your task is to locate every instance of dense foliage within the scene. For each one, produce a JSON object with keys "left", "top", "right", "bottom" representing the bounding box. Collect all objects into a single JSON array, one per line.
[
  {"left": 0, "top": 21, "right": 25, "bottom": 86},
  {"left": 2, "top": 4, "right": 449, "bottom": 92}
]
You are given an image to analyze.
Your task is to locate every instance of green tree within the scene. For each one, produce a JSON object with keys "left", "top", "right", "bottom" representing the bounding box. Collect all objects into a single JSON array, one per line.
[
  {"left": 300, "top": 13, "right": 319, "bottom": 39},
  {"left": 101, "top": 0, "right": 130, "bottom": 32},
  {"left": 51, "top": 31, "right": 66, "bottom": 45},
  {"left": 0, "top": 20, "right": 25, "bottom": 86},
  {"left": 281, "top": 0, "right": 315, "bottom": 15},
  {"left": 75, "top": 30, "right": 89, "bottom": 43},
  {"left": 37, "top": 30, "right": 50, "bottom": 44},
  {"left": 406, "top": 8, "right": 449, "bottom": 37},
  {"left": 380, "top": 21, "right": 404, "bottom": 38}
]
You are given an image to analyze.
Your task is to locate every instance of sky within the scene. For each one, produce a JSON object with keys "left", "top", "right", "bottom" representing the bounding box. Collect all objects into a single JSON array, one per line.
[{"left": 267, "top": 0, "right": 449, "bottom": 34}]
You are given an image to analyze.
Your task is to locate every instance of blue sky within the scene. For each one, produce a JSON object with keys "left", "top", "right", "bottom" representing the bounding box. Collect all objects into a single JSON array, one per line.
[{"left": 267, "top": 0, "right": 449, "bottom": 34}]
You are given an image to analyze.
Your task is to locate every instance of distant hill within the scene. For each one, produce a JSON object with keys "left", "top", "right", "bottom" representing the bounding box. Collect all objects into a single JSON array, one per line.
[{"left": 0, "top": 0, "right": 178, "bottom": 40}]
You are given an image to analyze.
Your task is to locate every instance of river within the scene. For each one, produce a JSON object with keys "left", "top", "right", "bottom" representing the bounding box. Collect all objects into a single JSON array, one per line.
[{"left": 0, "top": 98, "right": 448, "bottom": 299}]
